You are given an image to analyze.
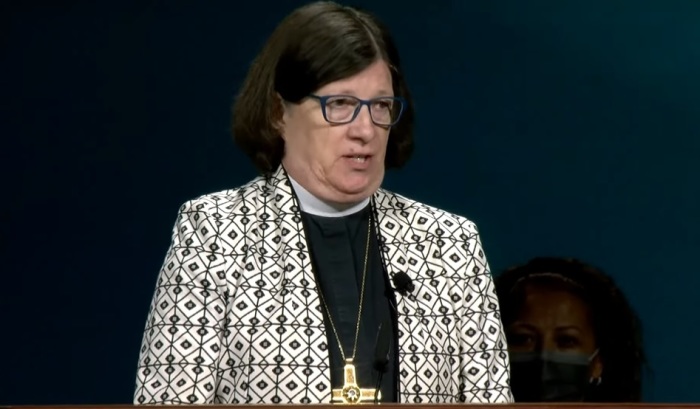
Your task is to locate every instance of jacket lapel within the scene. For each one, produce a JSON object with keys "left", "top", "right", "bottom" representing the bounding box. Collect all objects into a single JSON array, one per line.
[
  {"left": 372, "top": 190, "right": 437, "bottom": 402},
  {"left": 246, "top": 167, "right": 331, "bottom": 402}
]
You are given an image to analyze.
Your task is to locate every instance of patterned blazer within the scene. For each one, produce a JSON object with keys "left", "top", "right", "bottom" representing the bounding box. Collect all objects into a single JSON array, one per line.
[{"left": 134, "top": 166, "right": 513, "bottom": 404}]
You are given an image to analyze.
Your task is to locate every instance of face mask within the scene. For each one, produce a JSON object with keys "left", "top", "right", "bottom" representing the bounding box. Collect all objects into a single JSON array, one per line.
[{"left": 509, "top": 349, "right": 598, "bottom": 402}]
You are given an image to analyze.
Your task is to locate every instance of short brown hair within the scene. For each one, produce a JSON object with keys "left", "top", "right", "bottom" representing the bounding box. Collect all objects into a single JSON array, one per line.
[{"left": 232, "top": 1, "right": 415, "bottom": 174}]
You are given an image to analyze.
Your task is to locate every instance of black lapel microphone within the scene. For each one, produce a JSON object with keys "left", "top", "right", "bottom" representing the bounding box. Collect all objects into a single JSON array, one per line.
[
  {"left": 391, "top": 271, "right": 415, "bottom": 296},
  {"left": 373, "top": 320, "right": 392, "bottom": 404}
]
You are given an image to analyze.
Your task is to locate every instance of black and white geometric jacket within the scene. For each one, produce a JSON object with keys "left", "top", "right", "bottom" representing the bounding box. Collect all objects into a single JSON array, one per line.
[{"left": 133, "top": 165, "right": 513, "bottom": 404}]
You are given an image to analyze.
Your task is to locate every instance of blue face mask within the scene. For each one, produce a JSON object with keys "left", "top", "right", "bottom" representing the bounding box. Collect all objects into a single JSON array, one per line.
[{"left": 509, "top": 350, "right": 598, "bottom": 402}]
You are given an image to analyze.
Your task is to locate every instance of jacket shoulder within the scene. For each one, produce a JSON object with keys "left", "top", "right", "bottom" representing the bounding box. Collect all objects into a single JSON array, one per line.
[
  {"left": 375, "top": 188, "right": 481, "bottom": 237},
  {"left": 177, "top": 175, "right": 268, "bottom": 217}
]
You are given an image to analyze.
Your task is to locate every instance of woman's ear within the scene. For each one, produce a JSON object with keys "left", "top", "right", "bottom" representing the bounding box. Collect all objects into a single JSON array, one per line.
[
  {"left": 590, "top": 351, "right": 603, "bottom": 379},
  {"left": 274, "top": 93, "right": 287, "bottom": 139}
]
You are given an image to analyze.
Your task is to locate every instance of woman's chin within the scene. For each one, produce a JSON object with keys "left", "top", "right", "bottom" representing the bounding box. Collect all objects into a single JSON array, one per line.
[{"left": 333, "top": 183, "right": 377, "bottom": 202}]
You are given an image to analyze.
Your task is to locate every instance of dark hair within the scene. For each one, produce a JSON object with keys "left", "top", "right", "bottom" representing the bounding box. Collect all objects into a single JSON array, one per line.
[
  {"left": 232, "top": 1, "right": 415, "bottom": 174},
  {"left": 495, "top": 257, "right": 648, "bottom": 402}
]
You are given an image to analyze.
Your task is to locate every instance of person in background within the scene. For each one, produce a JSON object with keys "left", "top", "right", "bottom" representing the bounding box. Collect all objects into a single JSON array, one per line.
[
  {"left": 495, "top": 257, "right": 647, "bottom": 402},
  {"left": 132, "top": 1, "right": 512, "bottom": 404}
]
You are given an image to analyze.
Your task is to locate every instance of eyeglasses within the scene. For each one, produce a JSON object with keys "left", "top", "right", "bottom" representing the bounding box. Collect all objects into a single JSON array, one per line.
[{"left": 308, "top": 94, "right": 406, "bottom": 126}]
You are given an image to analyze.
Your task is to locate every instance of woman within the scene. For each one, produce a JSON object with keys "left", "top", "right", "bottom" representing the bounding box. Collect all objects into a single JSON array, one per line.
[
  {"left": 495, "top": 257, "right": 647, "bottom": 402},
  {"left": 133, "top": 1, "right": 512, "bottom": 404}
]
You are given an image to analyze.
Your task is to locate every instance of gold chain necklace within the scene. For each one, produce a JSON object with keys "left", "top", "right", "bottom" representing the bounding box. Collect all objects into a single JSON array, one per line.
[{"left": 316, "top": 217, "right": 379, "bottom": 404}]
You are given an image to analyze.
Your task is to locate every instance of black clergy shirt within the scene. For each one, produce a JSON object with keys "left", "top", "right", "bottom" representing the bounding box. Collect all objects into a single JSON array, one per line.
[{"left": 301, "top": 204, "right": 398, "bottom": 402}]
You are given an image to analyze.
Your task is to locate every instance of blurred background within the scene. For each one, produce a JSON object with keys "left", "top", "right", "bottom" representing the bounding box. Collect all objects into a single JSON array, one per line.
[{"left": 2, "top": 0, "right": 699, "bottom": 403}]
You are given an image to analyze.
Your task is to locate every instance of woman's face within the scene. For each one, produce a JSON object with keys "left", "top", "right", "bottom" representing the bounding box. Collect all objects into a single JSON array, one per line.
[
  {"left": 505, "top": 283, "right": 604, "bottom": 402},
  {"left": 279, "top": 60, "right": 393, "bottom": 206},
  {"left": 507, "top": 284, "right": 598, "bottom": 357}
]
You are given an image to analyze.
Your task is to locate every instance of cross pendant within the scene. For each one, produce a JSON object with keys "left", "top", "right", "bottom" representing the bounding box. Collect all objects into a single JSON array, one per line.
[{"left": 331, "top": 359, "right": 380, "bottom": 404}]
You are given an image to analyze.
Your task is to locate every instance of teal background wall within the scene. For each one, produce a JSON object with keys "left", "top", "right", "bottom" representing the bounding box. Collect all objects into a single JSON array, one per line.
[{"left": 2, "top": 0, "right": 698, "bottom": 403}]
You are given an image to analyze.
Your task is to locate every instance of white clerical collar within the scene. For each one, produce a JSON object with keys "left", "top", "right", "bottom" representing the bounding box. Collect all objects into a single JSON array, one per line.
[{"left": 287, "top": 174, "right": 370, "bottom": 218}]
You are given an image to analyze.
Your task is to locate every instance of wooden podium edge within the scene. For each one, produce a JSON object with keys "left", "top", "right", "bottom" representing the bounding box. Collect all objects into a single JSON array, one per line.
[{"left": 3, "top": 404, "right": 700, "bottom": 409}]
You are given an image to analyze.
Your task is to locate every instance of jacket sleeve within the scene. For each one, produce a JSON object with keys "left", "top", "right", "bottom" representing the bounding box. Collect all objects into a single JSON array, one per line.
[
  {"left": 459, "top": 223, "right": 513, "bottom": 403},
  {"left": 134, "top": 200, "right": 229, "bottom": 404}
]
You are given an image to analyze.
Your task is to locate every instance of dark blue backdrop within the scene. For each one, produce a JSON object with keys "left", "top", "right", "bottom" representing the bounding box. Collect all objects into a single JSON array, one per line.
[{"left": 2, "top": 0, "right": 699, "bottom": 404}]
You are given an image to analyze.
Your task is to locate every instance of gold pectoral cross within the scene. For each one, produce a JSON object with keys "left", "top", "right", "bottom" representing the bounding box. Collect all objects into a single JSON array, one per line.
[{"left": 331, "top": 359, "right": 380, "bottom": 404}]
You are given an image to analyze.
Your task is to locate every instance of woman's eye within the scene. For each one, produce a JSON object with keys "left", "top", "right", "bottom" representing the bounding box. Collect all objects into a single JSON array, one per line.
[
  {"left": 557, "top": 335, "right": 580, "bottom": 349},
  {"left": 372, "top": 100, "right": 393, "bottom": 111},
  {"left": 377, "top": 101, "right": 392, "bottom": 108},
  {"left": 328, "top": 98, "right": 354, "bottom": 107},
  {"left": 508, "top": 332, "right": 534, "bottom": 347}
]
